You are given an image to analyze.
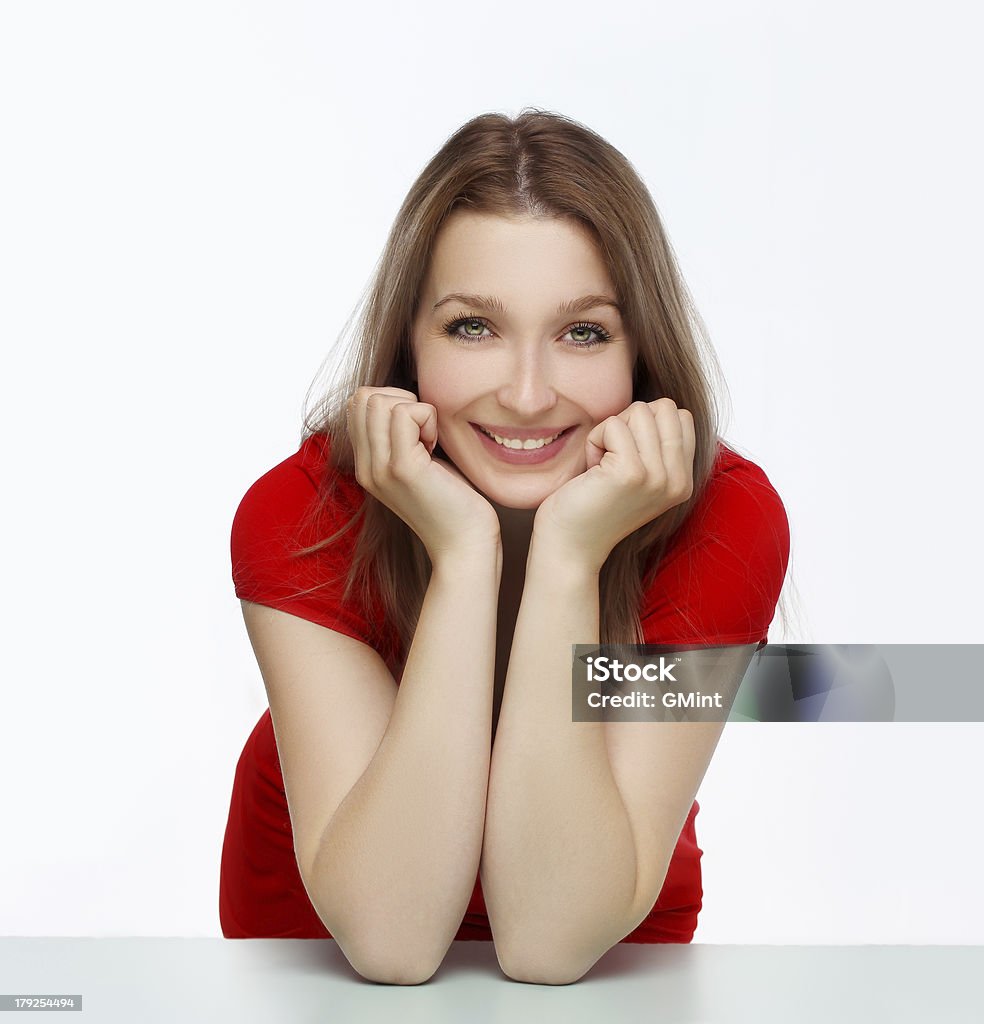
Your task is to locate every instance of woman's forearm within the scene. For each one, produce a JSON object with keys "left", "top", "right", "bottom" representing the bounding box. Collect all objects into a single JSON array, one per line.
[
  {"left": 307, "top": 543, "right": 500, "bottom": 975},
  {"left": 481, "top": 535, "right": 639, "bottom": 982}
]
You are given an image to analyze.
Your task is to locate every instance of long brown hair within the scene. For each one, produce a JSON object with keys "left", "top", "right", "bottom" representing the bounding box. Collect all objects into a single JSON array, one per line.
[{"left": 298, "top": 107, "right": 733, "bottom": 664}]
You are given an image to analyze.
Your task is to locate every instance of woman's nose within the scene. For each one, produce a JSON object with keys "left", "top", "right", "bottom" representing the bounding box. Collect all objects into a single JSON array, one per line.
[{"left": 495, "top": 350, "right": 558, "bottom": 418}]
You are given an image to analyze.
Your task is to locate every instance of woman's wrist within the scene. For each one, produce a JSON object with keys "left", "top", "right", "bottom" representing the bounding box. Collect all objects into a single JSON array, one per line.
[
  {"left": 528, "top": 523, "right": 604, "bottom": 581},
  {"left": 428, "top": 532, "right": 503, "bottom": 578}
]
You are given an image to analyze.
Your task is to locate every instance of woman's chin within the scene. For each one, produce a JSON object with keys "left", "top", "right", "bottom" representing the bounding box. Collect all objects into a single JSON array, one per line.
[
  {"left": 446, "top": 450, "right": 580, "bottom": 512},
  {"left": 488, "top": 494, "right": 543, "bottom": 512},
  {"left": 476, "top": 477, "right": 569, "bottom": 513}
]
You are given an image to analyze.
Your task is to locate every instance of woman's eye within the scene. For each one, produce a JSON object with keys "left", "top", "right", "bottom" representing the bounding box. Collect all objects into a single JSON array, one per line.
[
  {"left": 441, "top": 314, "right": 612, "bottom": 348},
  {"left": 564, "top": 323, "right": 613, "bottom": 348},
  {"left": 460, "top": 319, "right": 490, "bottom": 338},
  {"left": 442, "top": 316, "right": 492, "bottom": 341}
]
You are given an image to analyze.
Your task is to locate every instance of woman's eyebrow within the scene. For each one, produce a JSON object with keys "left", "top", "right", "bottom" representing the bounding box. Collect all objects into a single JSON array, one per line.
[{"left": 432, "top": 292, "right": 622, "bottom": 316}]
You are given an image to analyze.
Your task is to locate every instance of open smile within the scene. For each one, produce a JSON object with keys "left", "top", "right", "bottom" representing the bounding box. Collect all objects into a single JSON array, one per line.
[{"left": 469, "top": 422, "right": 576, "bottom": 465}]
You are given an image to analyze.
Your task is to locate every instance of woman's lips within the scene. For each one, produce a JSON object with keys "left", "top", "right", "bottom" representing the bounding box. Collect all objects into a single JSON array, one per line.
[{"left": 469, "top": 423, "right": 575, "bottom": 465}]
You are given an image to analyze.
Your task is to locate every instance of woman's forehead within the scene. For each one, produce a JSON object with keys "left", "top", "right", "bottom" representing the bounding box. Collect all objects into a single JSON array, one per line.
[
  {"left": 434, "top": 208, "right": 594, "bottom": 246},
  {"left": 422, "top": 212, "right": 615, "bottom": 301}
]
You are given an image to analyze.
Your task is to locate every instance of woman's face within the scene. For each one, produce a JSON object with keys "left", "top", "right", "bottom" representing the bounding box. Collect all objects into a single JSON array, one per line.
[{"left": 410, "top": 211, "right": 636, "bottom": 510}]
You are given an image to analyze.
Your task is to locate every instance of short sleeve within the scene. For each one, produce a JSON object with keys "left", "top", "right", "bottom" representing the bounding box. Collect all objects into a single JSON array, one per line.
[
  {"left": 640, "top": 446, "right": 790, "bottom": 646},
  {"left": 230, "top": 435, "right": 381, "bottom": 649}
]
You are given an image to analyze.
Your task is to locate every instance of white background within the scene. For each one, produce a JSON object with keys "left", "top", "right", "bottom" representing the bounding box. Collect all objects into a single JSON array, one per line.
[{"left": 2, "top": 0, "right": 982, "bottom": 942}]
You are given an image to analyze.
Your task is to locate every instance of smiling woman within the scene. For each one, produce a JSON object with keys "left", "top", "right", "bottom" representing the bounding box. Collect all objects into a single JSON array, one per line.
[
  {"left": 219, "top": 108, "right": 790, "bottom": 985},
  {"left": 411, "top": 213, "right": 636, "bottom": 510}
]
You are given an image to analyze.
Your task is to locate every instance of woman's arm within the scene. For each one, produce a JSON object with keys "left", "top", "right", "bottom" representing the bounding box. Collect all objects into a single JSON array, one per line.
[
  {"left": 481, "top": 539, "right": 637, "bottom": 983},
  {"left": 278, "top": 387, "right": 503, "bottom": 983},
  {"left": 481, "top": 533, "right": 752, "bottom": 984},
  {"left": 481, "top": 399, "right": 712, "bottom": 984},
  {"left": 302, "top": 541, "right": 500, "bottom": 981}
]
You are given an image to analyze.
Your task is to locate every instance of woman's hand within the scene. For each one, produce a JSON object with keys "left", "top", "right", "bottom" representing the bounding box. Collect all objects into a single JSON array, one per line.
[
  {"left": 533, "top": 398, "right": 696, "bottom": 573},
  {"left": 347, "top": 386, "right": 501, "bottom": 560}
]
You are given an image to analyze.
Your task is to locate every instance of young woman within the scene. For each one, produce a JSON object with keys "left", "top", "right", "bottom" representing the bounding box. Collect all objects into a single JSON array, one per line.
[{"left": 219, "top": 109, "right": 790, "bottom": 985}]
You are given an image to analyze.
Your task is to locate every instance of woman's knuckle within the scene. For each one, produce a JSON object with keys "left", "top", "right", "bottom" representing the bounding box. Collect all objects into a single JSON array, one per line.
[
  {"left": 670, "top": 471, "right": 692, "bottom": 500},
  {"left": 389, "top": 460, "right": 411, "bottom": 484}
]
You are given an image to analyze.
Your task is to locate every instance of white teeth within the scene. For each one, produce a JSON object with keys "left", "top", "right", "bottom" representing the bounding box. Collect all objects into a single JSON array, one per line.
[{"left": 480, "top": 428, "right": 563, "bottom": 450}]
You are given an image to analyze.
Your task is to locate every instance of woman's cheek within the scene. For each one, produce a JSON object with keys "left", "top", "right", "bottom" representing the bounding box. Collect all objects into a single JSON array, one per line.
[{"left": 416, "top": 355, "right": 465, "bottom": 408}]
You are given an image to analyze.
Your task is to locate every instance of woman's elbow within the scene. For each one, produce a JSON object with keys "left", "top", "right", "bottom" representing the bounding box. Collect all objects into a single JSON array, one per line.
[
  {"left": 303, "top": 875, "right": 445, "bottom": 983},
  {"left": 340, "top": 935, "right": 444, "bottom": 985},
  {"left": 496, "top": 949, "right": 593, "bottom": 986},
  {"left": 490, "top": 908, "right": 635, "bottom": 984},
  {"left": 329, "top": 921, "right": 446, "bottom": 983},
  {"left": 494, "top": 935, "right": 599, "bottom": 986},
  {"left": 318, "top": 907, "right": 446, "bottom": 984}
]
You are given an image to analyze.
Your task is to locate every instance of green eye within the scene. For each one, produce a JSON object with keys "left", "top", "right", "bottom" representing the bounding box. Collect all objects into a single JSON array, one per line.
[
  {"left": 439, "top": 312, "right": 613, "bottom": 349},
  {"left": 441, "top": 315, "right": 493, "bottom": 342},
  {"left": 563, "top": 322, "right": 613, "bottom": 348}
]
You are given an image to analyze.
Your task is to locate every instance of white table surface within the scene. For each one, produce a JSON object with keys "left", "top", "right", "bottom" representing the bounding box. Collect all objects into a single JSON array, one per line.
[{"left": 1, "top": 939, "right": 980, "bottom": 1023}]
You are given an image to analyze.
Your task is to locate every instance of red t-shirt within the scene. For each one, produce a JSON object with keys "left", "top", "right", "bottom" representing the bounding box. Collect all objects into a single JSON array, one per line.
[{"left": 219, "top": 432, "right": 789, "bottom": 942}]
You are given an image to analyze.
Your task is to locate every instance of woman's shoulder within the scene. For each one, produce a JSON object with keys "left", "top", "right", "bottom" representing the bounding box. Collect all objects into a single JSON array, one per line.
[
  {"left": 233, "top": 432, "right": 362, "bottom": 528},
  {"left": 639, "top": 440, "right": 790, "bottom": 645},
  {"left": 230, "top": 432, "right": 396, "bottom": 655},
  {"left": 253, "top": 431, "right": 360, "bottom": 501},
  {"left": 230, "top": 432, "right": 365, "bottom": 592},
  {"left": 686, "top": 440, "right": 789, "bottom": 540}
]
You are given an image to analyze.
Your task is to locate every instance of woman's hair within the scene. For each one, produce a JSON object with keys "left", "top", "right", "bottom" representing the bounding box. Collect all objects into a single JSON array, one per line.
[{"left": 298, "top": 107, "right": 737, "bottom": 663}]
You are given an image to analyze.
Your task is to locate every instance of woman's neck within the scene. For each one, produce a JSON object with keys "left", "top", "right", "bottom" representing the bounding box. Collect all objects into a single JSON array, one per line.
[{"left": 490, "top": 500, "right": 536, "bottom": 573}]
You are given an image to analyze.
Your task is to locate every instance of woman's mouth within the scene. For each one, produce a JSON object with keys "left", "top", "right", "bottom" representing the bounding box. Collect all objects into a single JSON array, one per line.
[{"left": 470, "top": 423, "right": 575, "bottom": 464}]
